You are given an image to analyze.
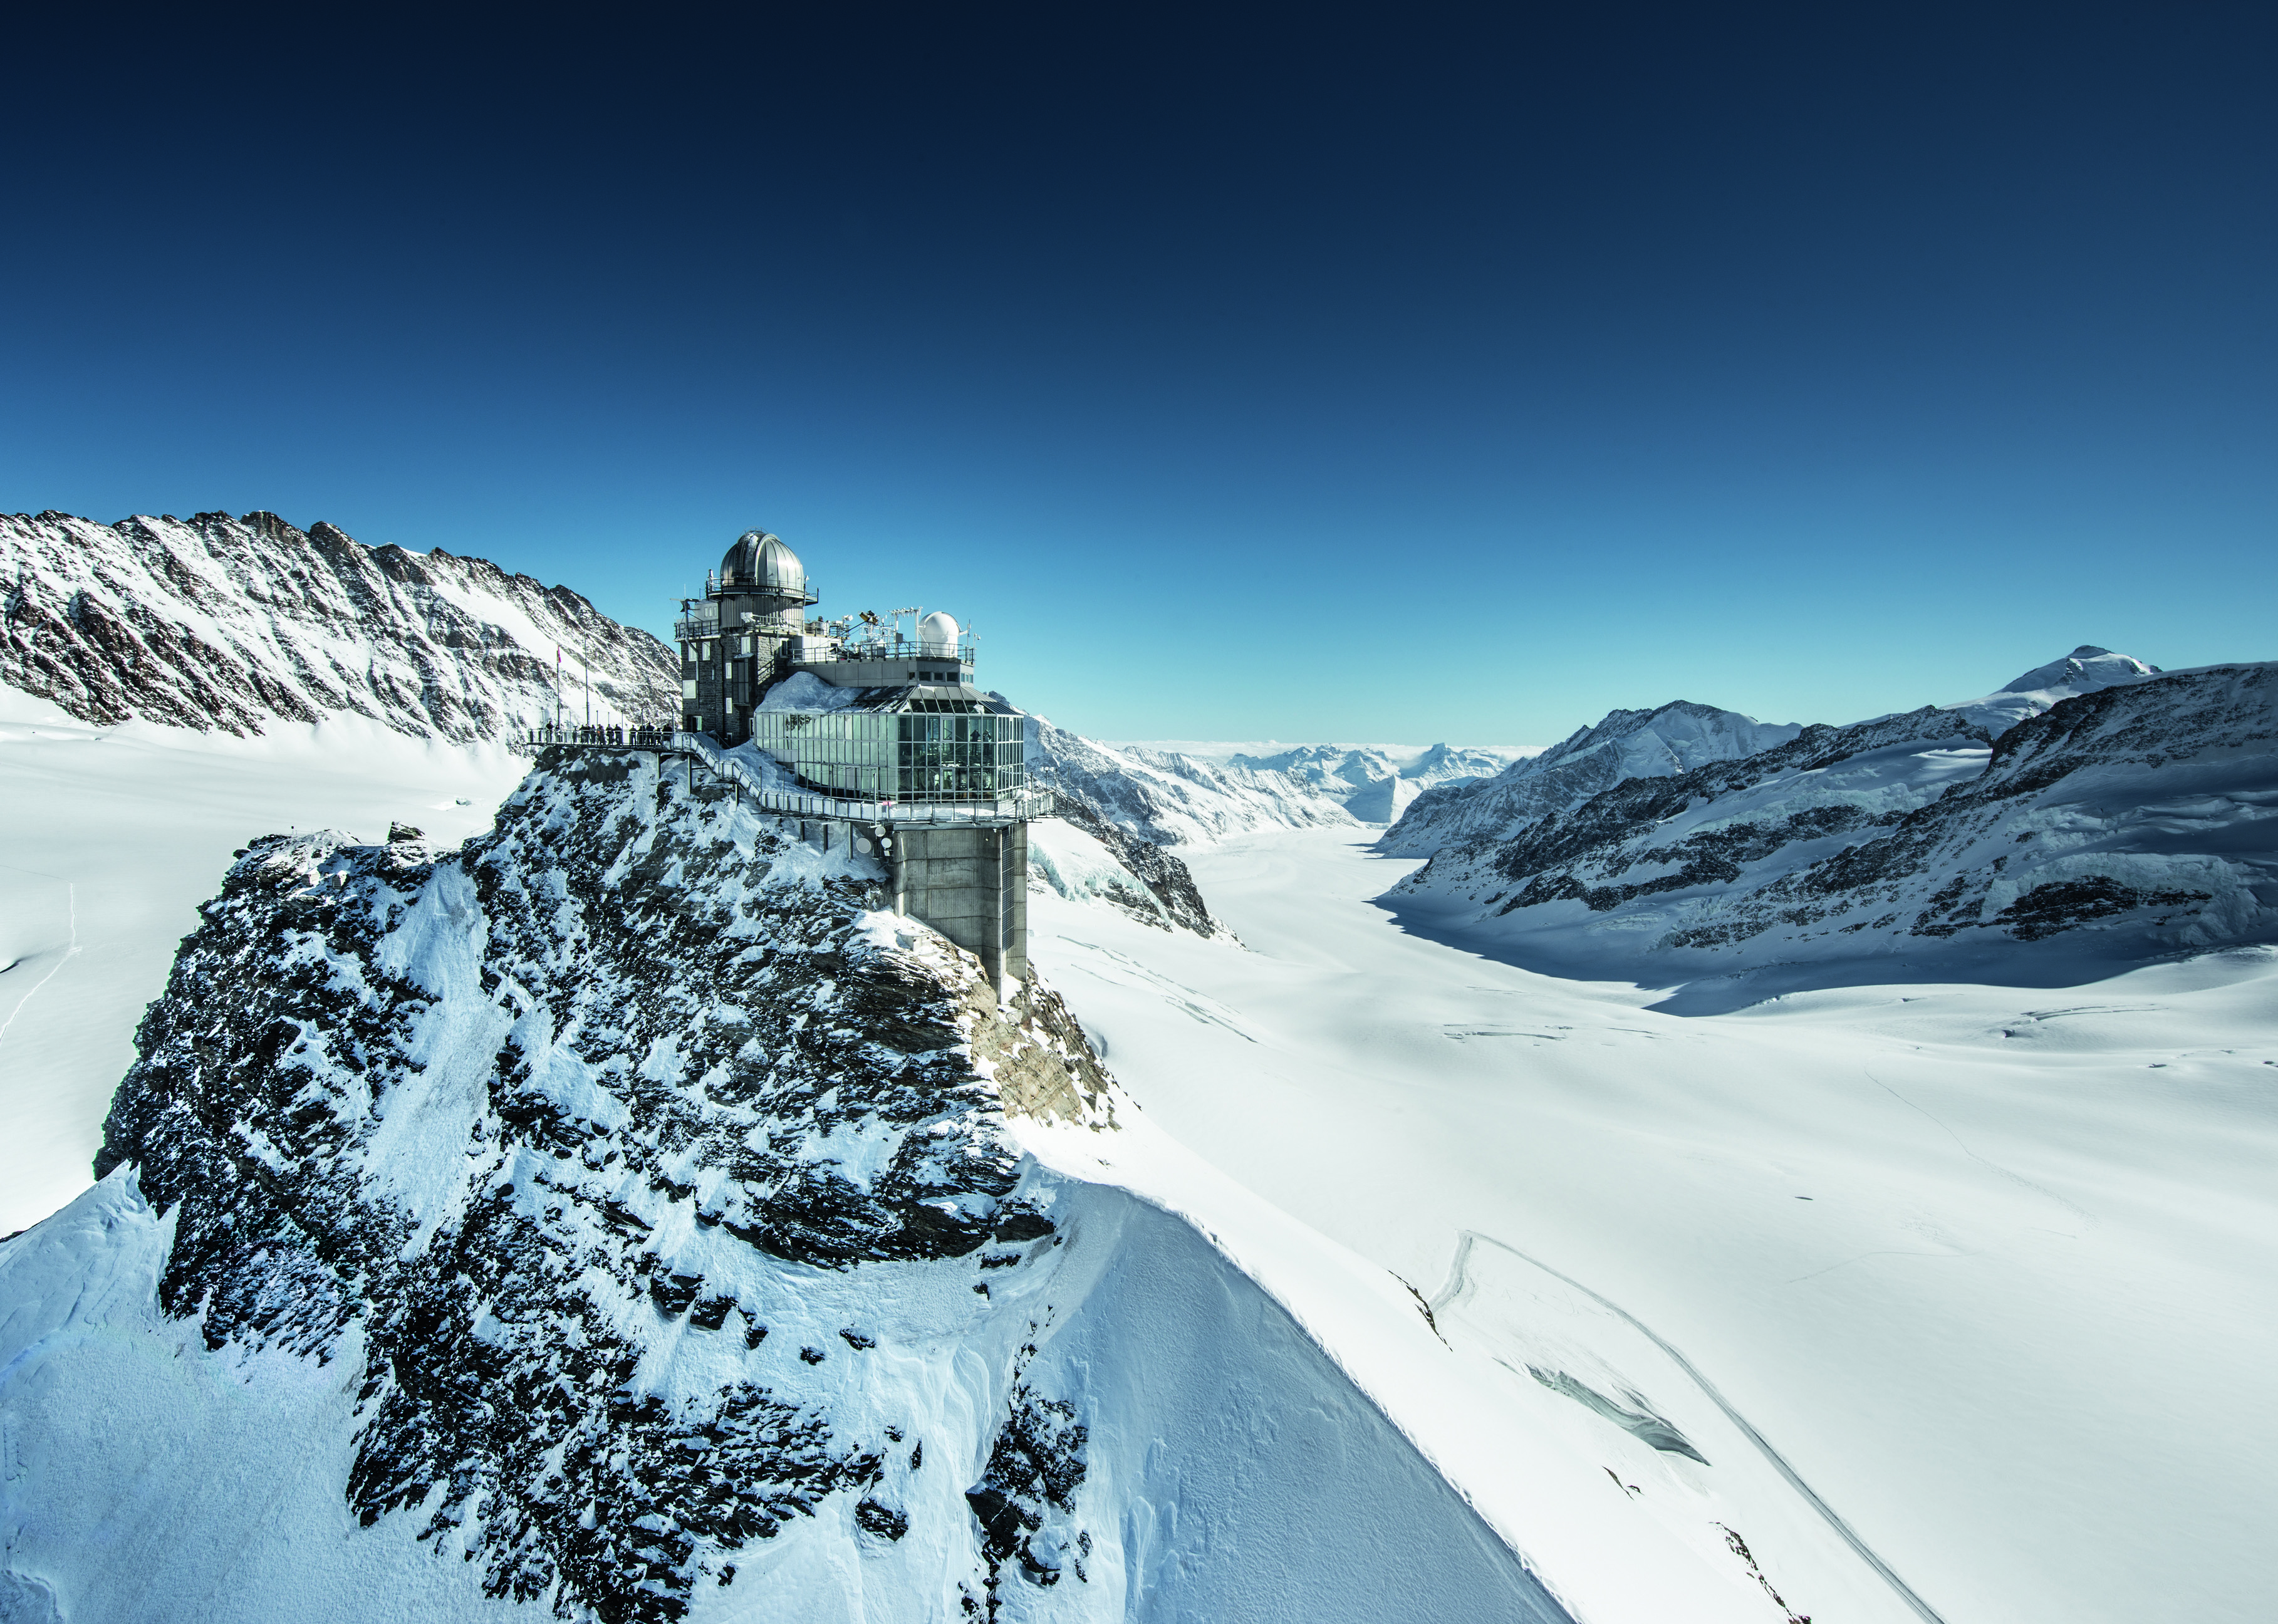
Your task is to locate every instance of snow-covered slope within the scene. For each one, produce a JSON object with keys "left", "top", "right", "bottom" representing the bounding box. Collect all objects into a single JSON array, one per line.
[
  {"left": 1381, "top": 702, "right": 1804, "bottom": 857},
  {"left": 1114, "top": 741, "right": 1533, "bottom": 826},
  {"left": 1027, "top": 809, "right": 1234, "bottom": 940},
  {"left": 1024, "top": 716, "right": 1355, "bottom": 845},
  {"left": 1390, "top": 662, "right": 2278, "bottom": 996},
  {"left": 1025, "top": 826, "right": 2278, "bottom": 1624},
  {"left": 2, "top": 509, "right": 677, "bottom": 739},
  {"left": 1, "top": 752, "right": 1566, "bottom": 1623},
  {"left": 0, "top": 689, "right": 533, "bottom": 1236}
]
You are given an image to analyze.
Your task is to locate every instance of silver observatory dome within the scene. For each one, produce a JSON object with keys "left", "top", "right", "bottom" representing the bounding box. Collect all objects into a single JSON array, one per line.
[{"left": 719, "top": 529, "right": 807, "bottom": 595}]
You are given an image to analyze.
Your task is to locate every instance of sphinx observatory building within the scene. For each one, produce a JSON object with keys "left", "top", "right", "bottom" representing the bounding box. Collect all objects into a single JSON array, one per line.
[{"left": 675, "top": 529, "right": 1036, "bottom": 990}]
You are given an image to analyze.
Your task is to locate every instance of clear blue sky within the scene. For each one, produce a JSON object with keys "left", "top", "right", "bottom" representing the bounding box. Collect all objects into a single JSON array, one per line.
[{"left": 4, "top": 4, "right": 2271, "bottom": 744}]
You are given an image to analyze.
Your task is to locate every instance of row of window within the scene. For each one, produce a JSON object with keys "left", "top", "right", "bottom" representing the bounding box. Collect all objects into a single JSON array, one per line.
[{"left": 746, "top": 710, "right": 1026, "bottom": 803}]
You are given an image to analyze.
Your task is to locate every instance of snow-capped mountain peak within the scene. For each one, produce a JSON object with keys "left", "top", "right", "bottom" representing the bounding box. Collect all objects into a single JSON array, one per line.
[
  {"left": 1949, "top": 644, "right": 2163, "bottom": 735},
  {"left": 1380, "top": 700, "right": 1802, "bottom": 856}
]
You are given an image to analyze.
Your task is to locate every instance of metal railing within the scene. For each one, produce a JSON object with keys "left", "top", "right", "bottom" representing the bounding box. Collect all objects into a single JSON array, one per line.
[
  {"left": 517, "top": 727, "right": 1046, "bottom": 823},
  {"left": 803, "top": 639, "right": 975, "bottom": 667},
  {"left": 524, "top": 724, "right": 678, "bottom": 749},
  {"left": 665, "top": 627, "right": 978, "bottom": 666}
]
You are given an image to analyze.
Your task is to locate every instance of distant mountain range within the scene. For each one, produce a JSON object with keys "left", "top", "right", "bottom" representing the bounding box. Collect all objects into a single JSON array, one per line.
[
  {"left": 1116, "top": 739, "right": 1535, "bottom": 824},
  {"left": 1026, "top": 718, "right": 1359, "bottom": 845}
]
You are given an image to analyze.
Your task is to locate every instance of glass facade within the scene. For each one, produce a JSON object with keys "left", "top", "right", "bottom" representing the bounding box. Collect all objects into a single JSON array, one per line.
[{"left": 747, "top": 705, "right": 1026, "bottom": 803}]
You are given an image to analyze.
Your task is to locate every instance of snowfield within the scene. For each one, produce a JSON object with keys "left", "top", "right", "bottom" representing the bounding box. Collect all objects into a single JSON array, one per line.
[{"left": 1023, "top": 827, "right": 2278, "bottom": 1624}]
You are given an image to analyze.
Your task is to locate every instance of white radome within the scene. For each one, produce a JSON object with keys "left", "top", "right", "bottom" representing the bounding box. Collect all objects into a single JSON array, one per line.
[{"left": 918, "top": 611, "right": 959, "bottom": 655}]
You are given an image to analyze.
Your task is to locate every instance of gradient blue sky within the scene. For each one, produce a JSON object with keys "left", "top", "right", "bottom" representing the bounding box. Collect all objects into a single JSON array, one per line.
[{"left": 5, "top": 4, "right": 2272, "bottom": 744}]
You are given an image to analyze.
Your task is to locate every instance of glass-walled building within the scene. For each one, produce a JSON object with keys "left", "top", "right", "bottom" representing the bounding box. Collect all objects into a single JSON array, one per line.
[{"left": 747, "top": 689, "right": 1026, "bottom": 804}]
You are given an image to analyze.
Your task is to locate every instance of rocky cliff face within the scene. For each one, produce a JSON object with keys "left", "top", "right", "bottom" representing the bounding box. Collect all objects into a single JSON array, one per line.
[
  {"left": 1027, "top": 804, "right": 1232, "bottom": 939},
  {"left": 1, "top": 509, "right": 677, "bottom": 739},
  {"left": 1391, "top": 664, "right": 2278, "bottom": 989},
  {"left": 1380, "top": 701, "right": 1803, "bottom": 857},
  {"left": 90, "top": 751, "right": 1114, "bottom": 1621}
]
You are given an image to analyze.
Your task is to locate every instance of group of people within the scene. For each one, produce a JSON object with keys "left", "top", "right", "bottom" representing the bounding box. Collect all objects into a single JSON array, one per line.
[{"left": 524, "top": 723, "right": 677, "bottom": 749}]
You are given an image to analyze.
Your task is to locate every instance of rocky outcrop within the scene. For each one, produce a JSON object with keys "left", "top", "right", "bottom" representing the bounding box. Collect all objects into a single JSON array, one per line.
[
  {"left": 21, "top": 746, "right": 1566, "bottom": 1623},
  {"left": 2, "top": 509, "right": 676, "bottom": 739},
  {"left": 93, "top": 751, "right": 1112, "bottom": 1621},
  {"left": 1044, "top": 799, "right": 1230, "bottom": 939},
  {"left": 1391, "top": 665, "right": 2278, "bottom": 986}
]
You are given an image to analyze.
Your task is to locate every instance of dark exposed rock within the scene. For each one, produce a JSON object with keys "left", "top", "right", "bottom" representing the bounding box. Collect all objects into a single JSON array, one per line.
[
  {"left": 1382, "top": 700, "right": 1804, "bottom": 858},
  {"left": 1050, "top": 798, "right": 1230, "bottom": 937},
  {"left": 966, "top": 1383, "right": 1091, "bottom": 1607}
]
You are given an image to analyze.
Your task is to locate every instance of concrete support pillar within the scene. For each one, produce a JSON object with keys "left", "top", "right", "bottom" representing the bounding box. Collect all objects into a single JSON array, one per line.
[{"left": 887, "top": 821, "right": 1028, "bottom": 999}]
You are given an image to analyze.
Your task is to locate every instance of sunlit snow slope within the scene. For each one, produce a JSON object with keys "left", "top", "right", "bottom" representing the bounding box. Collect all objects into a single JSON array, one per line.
[
  {"left": 1024, "top": 828, "right": 2278, "bottom": 1624},
  {"left": 1386, "top": 660, "right": 2278, "bottom": 996},
  {"left": 0, "top": 511, "right": 679, "bottom": 1235},
  {"left": 1024, "top": 717, "right": 1356, "bottom": 845}
]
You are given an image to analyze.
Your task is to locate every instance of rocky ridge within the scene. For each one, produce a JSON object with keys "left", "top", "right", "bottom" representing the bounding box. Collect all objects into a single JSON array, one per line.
[
  {"left": 90, "top": 749, "right": 1116, "bottom": 1621},
  {"left": 2, "top": 509, "right": 677, "bottom": 739},
  {"left": 1380, "top": 701, "right": 1804, "bottom": 858},
  {"left": 1391, "top": 663, "right": 2278, "bottom": 987},
  {"left": 1027, "top": 803, "right": 1233, "bottom": 940}
]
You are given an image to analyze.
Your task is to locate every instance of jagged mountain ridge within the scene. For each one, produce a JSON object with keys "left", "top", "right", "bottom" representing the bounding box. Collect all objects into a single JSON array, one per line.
[
  {"left": 1, "top": 509, "right": 677, "bottom": 740},
  {"left": 2, "top": 749, "right": 1562, "bottom": 1623},
  {"left": 1381, "top": 700, "right": 1804, "bottom": 857},
  {"left": 1024, "top": 715, "right": 1356, "bottom": 846},
  {"left": 1389, "top": 663, "right": 2278, "bottom": 991}
]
